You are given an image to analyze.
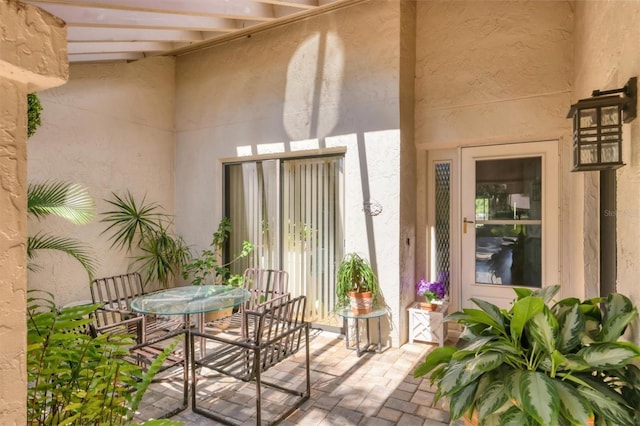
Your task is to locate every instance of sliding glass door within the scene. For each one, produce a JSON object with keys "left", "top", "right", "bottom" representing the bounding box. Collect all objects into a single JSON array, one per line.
[{"left": 225, "top": 155, "right": 344, "bottom": 323}]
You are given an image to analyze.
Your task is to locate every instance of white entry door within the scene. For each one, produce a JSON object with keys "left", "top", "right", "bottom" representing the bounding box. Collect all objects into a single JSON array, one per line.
[{"left": 460, "top": 141, "right": 559, "bottom": 309}]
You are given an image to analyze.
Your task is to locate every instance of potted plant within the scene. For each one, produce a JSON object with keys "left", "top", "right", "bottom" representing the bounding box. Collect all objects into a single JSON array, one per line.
[
  {"left": 416, "top": 279, "right": 446, "bottom": 311},
  {"left": 414, "top": 285, "right": 640, "bottom": 425},
  {"left": 182, "top": 217, "right": 253, "bottom": 322},
  {"left": 336, "top": 252, "right": 379, "bottom": 314}
]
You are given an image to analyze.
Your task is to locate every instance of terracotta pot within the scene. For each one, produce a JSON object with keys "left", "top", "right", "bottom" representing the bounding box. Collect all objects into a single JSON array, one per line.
[
  {"left": 204, "top": 306, "right": 234, "bottom": 324},
  {"left": 419, "top": 302, "right": 438, "bottom": 311},
  {"left": 349, "top": 291, "right": 373, "bottom": 314}
]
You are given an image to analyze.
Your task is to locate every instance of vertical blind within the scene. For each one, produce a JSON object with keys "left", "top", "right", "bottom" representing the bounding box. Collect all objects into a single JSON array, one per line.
[{"left": 225, "top": 156, "right": 344, "bottom": 323}]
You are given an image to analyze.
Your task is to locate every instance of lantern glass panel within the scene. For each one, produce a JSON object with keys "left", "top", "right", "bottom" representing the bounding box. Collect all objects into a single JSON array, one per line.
[
  {"left": 580, "top": 144, "right": 598, "bottom": 164},
  {"left": 579, "top": 108, "right": 597, "bottom": 128},
  {"left": 601, "top": 142, "right": 619, "bottom": 163},
  {"left": 601, "top": 105, "right": 620, "bottom": 126}
]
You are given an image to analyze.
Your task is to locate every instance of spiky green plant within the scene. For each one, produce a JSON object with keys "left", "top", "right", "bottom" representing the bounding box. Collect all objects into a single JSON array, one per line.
[
  {"left": 414, "top": 286, "right": 640, "bottom": 425},
  {"left": 27, "top": 181, "right": 97, "bottom": 279},
  {"left": 335, "top": 252, "right": 379, "bottom": 309},
  {"left": 101, "top": 191, "right": 191, "bottom": 288}
]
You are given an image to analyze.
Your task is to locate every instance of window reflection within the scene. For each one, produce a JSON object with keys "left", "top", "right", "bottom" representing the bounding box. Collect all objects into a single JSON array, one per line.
[{"left": 474, "top": 157, "right": 542, "bottom": 288}]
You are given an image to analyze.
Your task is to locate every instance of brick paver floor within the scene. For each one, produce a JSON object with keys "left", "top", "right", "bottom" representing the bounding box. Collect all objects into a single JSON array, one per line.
[{"left": 136, "top": 328, "right": 454, "bottom": 425}]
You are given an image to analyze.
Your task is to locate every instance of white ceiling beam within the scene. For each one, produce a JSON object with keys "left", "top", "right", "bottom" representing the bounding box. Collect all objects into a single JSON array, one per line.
[
  {"left": 28, "top": 0, "right": 276, "bottom": 21},
  {"left": 254, "top": 0, "right": 318, "bottom": 9},
  {"left": 68, "top": 52, "right": 144, "bottom": 62},
  {"left": 67, "top": 27, "right": 204, "bottom": 42},
  {"left": 31, "top": 3, "right": 240, "bottom": 31},
  {"left": 68, "top": 41, "right": 174, "bottom": 54}
]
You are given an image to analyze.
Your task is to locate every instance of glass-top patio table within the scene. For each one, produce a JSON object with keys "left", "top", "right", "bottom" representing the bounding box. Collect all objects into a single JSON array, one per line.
[{"left": 131, "top": 285, "right": 250, "bottom": 415}]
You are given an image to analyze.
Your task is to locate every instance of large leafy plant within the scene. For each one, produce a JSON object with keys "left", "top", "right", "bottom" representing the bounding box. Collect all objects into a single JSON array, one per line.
[
  {"left": 101, "top": 191, "right": 191, "bottom": 288},
  {"left": 414, "top": 286, "right": 640, "bottom": 425},
  {"left": 27, "top": 291, "right": 181, "bottom": 425}
]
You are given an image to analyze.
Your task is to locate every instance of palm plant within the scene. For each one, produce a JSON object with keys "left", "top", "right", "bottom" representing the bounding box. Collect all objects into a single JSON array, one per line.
[
  {"left": 27, "top": 181, "right": 96, "bottom": 279},
  {"left": 414, "top": 286, "right": 640, "bottom": 425},
  {"left": 101, "top": 191, "right": 191, "bottom": 288}
]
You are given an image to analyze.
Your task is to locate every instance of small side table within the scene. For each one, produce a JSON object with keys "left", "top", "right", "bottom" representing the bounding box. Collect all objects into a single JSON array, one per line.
[
  {"left": 336, "top": 306, "right": 387, "bottom": 357},
  {"left": 408, "top": 302, "right": 448, "bottom": 346}
]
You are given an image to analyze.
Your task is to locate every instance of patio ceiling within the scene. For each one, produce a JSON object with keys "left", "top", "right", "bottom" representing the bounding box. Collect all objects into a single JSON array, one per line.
[{"left": 24, "top": 0, "right": 359, "bottom": 64}]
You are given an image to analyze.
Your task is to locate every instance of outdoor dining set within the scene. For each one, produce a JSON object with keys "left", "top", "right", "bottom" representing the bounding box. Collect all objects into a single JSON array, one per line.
[{"left": 88, "top": 269, "right": 311, "bottom": 425}]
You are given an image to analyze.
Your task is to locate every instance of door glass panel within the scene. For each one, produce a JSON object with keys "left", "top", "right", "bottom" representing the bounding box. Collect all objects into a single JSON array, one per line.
[
  {"left": 434, "top": 162, "right": 451, "bottom": 296},
  {"left": 475, "top": 224, "right": 541, "bottom": 287},
  {"left": 474, "top": 157, "right": 542, "bottom": 288}
]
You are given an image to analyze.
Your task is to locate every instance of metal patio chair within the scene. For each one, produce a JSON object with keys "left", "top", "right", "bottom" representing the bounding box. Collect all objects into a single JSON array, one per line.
[{"left": 190, "top": 294, "right": 310, "bottom": 425}]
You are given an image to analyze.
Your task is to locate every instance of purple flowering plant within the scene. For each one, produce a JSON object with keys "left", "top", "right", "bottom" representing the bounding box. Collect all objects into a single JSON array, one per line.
[{"left": 416, "top": 279, "right": 446, "bottom": 301}]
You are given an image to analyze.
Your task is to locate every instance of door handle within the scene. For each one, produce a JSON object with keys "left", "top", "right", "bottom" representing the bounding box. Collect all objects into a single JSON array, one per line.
[{"left": 463, "top": 217, "right": 474, "bottom": 234}]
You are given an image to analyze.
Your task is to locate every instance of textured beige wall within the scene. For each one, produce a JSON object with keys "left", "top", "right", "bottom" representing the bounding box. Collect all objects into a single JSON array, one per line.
[
  {"left": 414, "top": 0, "right": 577, "bottom": 302},
  {"left": 415, "top": 0, "right": 572, "bottom": 149},
  {"left": 27, "top": 57, "right": 176, "bottom": 306},
  {"left": 573, "top": 0, "right": 640, "bottom": 343},
  {"left": 0, "top": 0, "right": 67, "bottom": 422},
  {"left": 175, "top": 0, "right": 408, "bottom": 345}
]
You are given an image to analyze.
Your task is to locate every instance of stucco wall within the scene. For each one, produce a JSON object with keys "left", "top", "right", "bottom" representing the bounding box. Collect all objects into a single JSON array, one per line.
[
  {"left": 414, "top": 0, "right": 576, "bottom": 303},
  {"left": 175, "top": 0, "right": 408, "bottom": 344},
  {"left": 0, "top": 0, "right": 67, "bottom": 422},
  {"left": 573, "top": 0, "right": 640, "bottom": 342},
  {"left": 27, "top": 57, "right": 176, "bottom": 307}
]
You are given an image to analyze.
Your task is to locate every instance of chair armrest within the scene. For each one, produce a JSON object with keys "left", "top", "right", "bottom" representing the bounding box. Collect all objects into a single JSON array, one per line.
[
  {"left": 254, "top": 292, "right": 290, "bottom": 311},
  {"left": 94, "top": 315, "right": 143, "bottom": 335}
]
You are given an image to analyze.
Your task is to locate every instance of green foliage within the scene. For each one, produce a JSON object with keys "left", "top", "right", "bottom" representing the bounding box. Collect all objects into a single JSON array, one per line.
[
  {"left": 182, "top": 217, "right": 254, "bottom": 286},
  {"left": 27, "top": 181, "right": 97, "bottom": 279},
  {"left": 26, "top": 291, "right": 181, "bottom": 426},
  {"left": 335, "top": 252, "right": 379, "bottom": 308},
  {"left": 414, "top": 286, "right": 640, "bottom": 425},
  {"left": 27, "top": 93, "right": 42, "bottom": 138},
  {"left": 101, "top": 191, "right": 192, "bottom": 288}
]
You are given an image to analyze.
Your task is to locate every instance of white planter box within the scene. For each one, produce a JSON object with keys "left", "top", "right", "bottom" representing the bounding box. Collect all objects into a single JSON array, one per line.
[{"left": 408, "top": 302, "right": 448, "bottom": 346}]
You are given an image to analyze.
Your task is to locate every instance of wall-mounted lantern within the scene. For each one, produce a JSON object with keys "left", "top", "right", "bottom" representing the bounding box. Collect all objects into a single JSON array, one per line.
[{"left": 567, "top": 77, "right": 637, "bottom": 171}]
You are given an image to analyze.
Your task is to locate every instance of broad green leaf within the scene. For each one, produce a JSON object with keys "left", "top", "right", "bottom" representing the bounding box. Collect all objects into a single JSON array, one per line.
[
  {"left": 578, "top": 385, "right": 635, "bottom": 426},
  {"left": 499, "top": 406, "right": 536, "bottom": 426},
  {"left": 557, "top": 303, "right": 584, "bottom": 353},
  {"left": 510, "top": 296, "right": 545, "bottom": 342},
  {"left": 471, "top": 298, "right": 506, "bottom": 335},
  {"left": 513, "top": 287, "right": 533, "bottom": 300},
  {"left": 476, "top": 380, "right": 509, "bottom": 419},
  {"left": 465, "top": 351, "right": 504, "bottom": 374},
  {"left": 518, "top": 371, "right": 559, "bottom": 425},
  {"left": 577, "top": 342, "right": 640, "bottom": 369},
  {"left": 414, "top": 346, "right": 458, "bottom": 378},
  {"left": 555, "top": 380, "right": 592, "bottom": 425},
  {"left": 527, "top": 309, "right": 558, "bottom": 355},
  {"left": 557, "top": 353, "right": 590, "bottom": 372},
  {"left": 458, "top": 335, "right": 496, "bottom": 353},
  {"left": 532, "top": 285, "right": 561, "bottom": 304},
  {"left": 604, "top": 293, "right": 634, "bottom": 323},
  {"left": 439, "top": 360, "right": 467, "bottom": 395},
  {"left": 449, "top": 381, "right": 478, "bottom": 420},
  {"left": 504, "top": 370, "right": 522, "bottom": 403},
  {"left": 553, "top": 297, "right": 581, "bottom": 317},
  {"left": 600, "top": 310, "right": 638, "bottom": 342},
  {"left": 448, "top": 309, "right": 504, "bottom": 331},
  {"left": 480, "top": 413, "right": 502, "bottom": 426},
  {"left": 485, "top": 340, "right": 520, "bottom": 355}
]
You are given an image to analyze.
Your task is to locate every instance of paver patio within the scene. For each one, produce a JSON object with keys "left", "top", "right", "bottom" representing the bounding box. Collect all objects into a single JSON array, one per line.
[{"left": 136, "top": 328, "right": 455, "bottom": 425}]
